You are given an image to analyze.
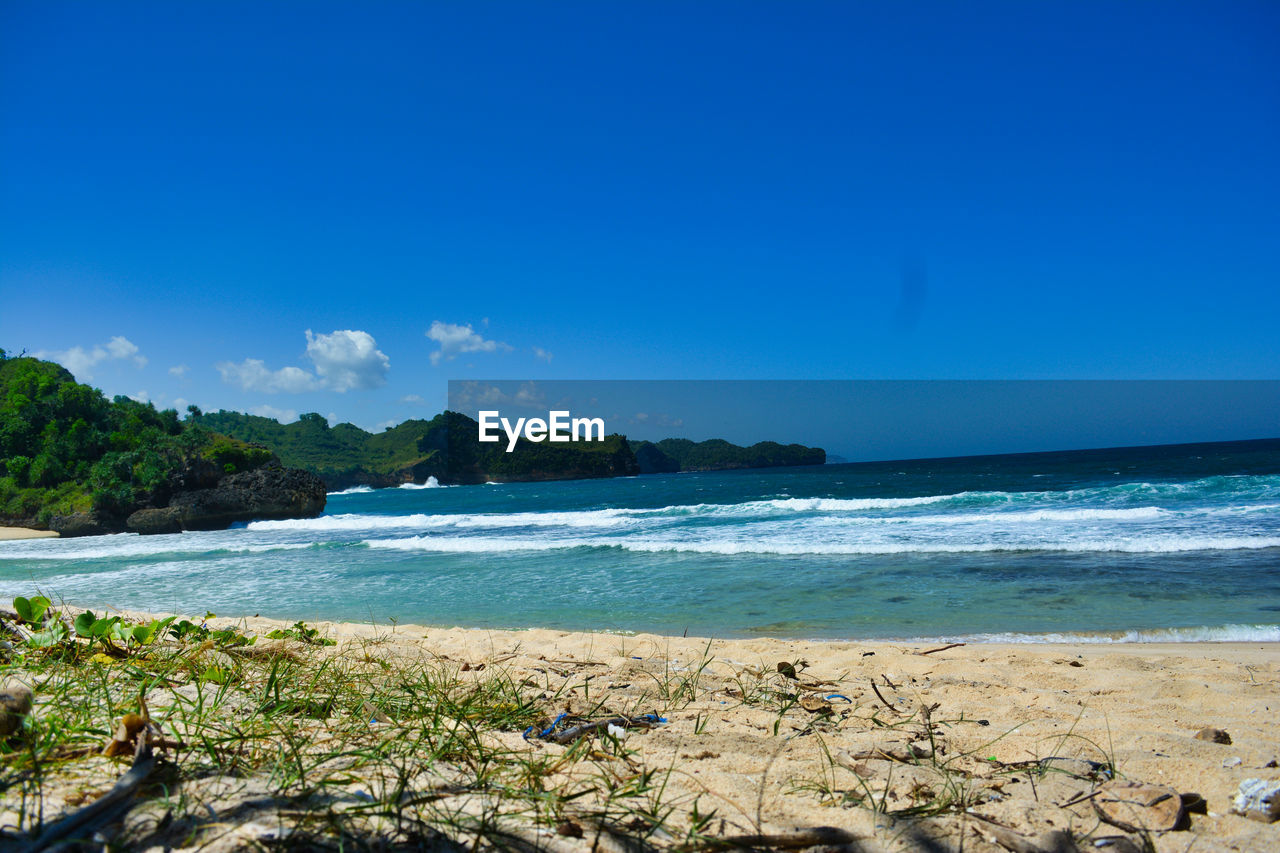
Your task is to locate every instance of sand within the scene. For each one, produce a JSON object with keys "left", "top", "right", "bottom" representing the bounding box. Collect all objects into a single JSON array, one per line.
[
  {"left": 69, "top": 608, "right": 1279, "bottom": 851},
  {"left": 0, "top": 526, "right": 58, "bottom": 540}
]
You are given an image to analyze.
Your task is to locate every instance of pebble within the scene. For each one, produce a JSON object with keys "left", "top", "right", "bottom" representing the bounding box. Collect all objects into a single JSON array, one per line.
[
  {"left": 1194, "top": 727, "right": 1232, "bottom": 744},
  {"left": 1232, "top": 778, "right": 1280, "bottom": 823},
  {"left": 0, "top": 683, "right": 33, "bottom": 737}
]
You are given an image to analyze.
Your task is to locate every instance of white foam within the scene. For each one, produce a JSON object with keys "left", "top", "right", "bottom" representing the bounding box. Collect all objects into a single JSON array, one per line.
[
  {"left": 618, "top": 535, "right": 1280, "bottom": 555},
  {"left": 400, "top": 476, "right": 447, "bottom": 489},
  {"left": 328, "top": 485, "right": 373, "bottom": 496},
  {"left": 249, "top": 508, "right": 634, "bottom": 533},
  {"left": 451, "top": 510, "right": 634, "bottom": 529},
  {"left": 249, "top": 513, "right": 454, "bottom": 532},
  {"left": 611, "top": 493, "right": 978, "bottom": 519},
  {"left": 298, "top": 477, "right": 1280, "bottom": 539},
  {"left": 286, "top": 492, "right": 1276, "bottom": 536},
  {"left": 811, "top": 507, "right": 1169, "bottom": 526},
  {"left": 364, "top": 536, "right": 589, "bottom": 553},
  {"left": 762, "top": 495, "right": 964, "bottom": 511},
  {"left": 0, "top": 534, "right": 312, "bottom": 561},
  {"left": 924, "top": 624, "right": 1280, "bottom": 644},
  {"left": 357, "top": 533, "right": 1280, "bottom": 556}
]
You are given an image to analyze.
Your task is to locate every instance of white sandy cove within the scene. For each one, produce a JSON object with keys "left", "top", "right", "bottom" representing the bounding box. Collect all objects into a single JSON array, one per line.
[
  {"left": 0, "top": 526, "right": 59, "bottom": 540},
  {"left": 98, "top": 606, "right": 1280, "bottom": 852}
]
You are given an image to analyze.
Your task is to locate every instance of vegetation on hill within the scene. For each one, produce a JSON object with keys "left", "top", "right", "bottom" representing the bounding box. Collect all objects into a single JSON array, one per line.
[
  {"left": 418, "top": 411, "right": 638, "bottom": 484},
  {"left": 0, "top": 351, "right": 273, "bottom": 527},
  {"left": 193, "top": 409, "right": 638, "bottom": 488},
  {"left": 197, "top": 409, "right": 825, "bottom": 489},
  {"left": 192, "top": 410, "right": 410, "bottom": 487}
]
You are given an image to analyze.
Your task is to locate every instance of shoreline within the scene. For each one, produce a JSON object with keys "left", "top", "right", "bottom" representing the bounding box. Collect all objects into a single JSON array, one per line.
[
  {"left": 28, "top": 596, "right": 1280, "bottom": 646},
  {"left": 98, "top": 603, "right": 1280, "bottom": 653},
  {"left": 5, "top": 601, "right": 1274, "bottom": 845}
]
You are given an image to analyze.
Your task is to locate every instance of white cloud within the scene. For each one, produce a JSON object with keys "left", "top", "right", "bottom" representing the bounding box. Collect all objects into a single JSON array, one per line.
[
  {"left": 35, "top": 335, "right": 147, "bottom": 380},
  {"left": 629, "top": 412, "right": 684, "bottom": 428},
  {"left": 448, "top": 380, "right": 544, "bottom": 409},
  {"left": 173, "top": 397, "right": 189, "bottom": 411},
  {"left": 375, "top": 418, "right": 401, "bottom": 431},
  {"left": 251, "top": 405, "right": 298, "bottom": 423},
  {"left": 532, "top": 346, "right": 553, "bottom": 363},
  {"left": 514, "top": 382, "right": 543, "bottom": 405},
  {"left": 106, "top": 337, "right": 147, "bottom": 367},
  {"left": 217, "top": 329, "right": 389, "bottom": 394},
  {"left": 169, "top": 364, "right": 189, "bottom": 377},
  {"left": 217, "top": 359, "right": 320, "bottom": 393},
  {"left": 399, "top": 394, "right": 426, "bottom": 405},
  {"left": 304, "top": 329, "right": 389, "bottom": 391},
  {"left": 426, "top": 321, "right": 511, "bottom": 366},
  {"left": 127, "top": 390, "right": 149, "bottom": 403}
]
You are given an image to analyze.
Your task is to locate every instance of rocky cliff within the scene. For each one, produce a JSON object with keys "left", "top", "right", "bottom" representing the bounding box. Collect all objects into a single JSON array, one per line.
[
  {"left": 124, "top": 463, "right": 327, "bottom": 534},
  {"left": 14, "top": 463, "right": 327, "bottom": 537}
]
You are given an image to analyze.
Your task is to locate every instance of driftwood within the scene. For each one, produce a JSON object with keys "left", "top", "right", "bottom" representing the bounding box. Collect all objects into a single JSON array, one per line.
[
  {"left": 838, "top": 744, "right": 933, "bottom": 765},
  {"left": 540, "top": 657, "right": 607, "bottom": 667},
  {"left": 869, "top": 677, "right": 902, "bottom": 715},
  {"left": 916, "top": 642, "right": 966, "bottom": 656},
  {"left": 23, "top": 728, "right": 158, "bottom": 852},
  {"left": 698, "top": 826, "right": 861, "bottom": 849}
]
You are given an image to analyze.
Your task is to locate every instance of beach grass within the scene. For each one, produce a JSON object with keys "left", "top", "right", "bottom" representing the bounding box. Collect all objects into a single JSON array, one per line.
[
  {"left": 3, "top": 601, "right": 1278, "bottom": 851},
  {"left": 1, "top": 606, "right": 696, "bottom": 850}
]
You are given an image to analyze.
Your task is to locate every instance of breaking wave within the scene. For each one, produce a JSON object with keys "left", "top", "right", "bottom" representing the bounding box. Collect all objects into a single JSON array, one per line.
[
  {"left": 327, "top": 485, "right": 373, "bottom": 496},
  {"left": 400, "top": 476, "right": 447, "bottom": 489},
  {"left": 361, "top": 533, "right": 1280, "bottom": 555},
  {"left": 249, "top": 508, "right": 634, "bottom": 532}
]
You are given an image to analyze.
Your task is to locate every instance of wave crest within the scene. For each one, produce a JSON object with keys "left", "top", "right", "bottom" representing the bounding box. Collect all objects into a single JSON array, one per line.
[{"left": 359, "top": 534, "right": 1280, "bottom": 556}]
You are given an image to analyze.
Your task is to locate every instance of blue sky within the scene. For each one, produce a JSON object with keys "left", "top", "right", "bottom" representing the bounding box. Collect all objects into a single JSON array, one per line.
[{"left": 2, "top": 2, "right": 1277, "bottom": 434}]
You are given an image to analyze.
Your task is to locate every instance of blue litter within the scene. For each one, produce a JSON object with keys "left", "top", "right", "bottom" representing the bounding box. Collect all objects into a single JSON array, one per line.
[
  {"left": 826, "top": 694, "right": 853, "bottom": 703},
  {"left": 523, "top": 712, "right": 570, "bottom": 741},
  {"left": 524, "top": 713, "right": 667, "bottom": 743}
]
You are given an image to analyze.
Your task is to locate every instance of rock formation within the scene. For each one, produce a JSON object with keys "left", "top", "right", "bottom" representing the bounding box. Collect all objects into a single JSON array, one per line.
[{"left": 124, "top": 463, "right": 326, "bottom": 534}]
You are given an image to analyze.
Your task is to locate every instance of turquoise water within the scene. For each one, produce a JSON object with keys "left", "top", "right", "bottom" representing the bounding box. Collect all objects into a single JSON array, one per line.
[{"left": 3, "top": 439, "right": 1279, "bottom": 641}]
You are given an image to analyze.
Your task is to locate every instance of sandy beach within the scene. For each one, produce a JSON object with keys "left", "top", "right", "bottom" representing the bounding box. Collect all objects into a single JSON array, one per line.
[
  {"left": 3, "top": 606, "right": 1277, "bottom": 851},
  {"left": 0, "top": 526, "right": 59, "bottom": 540}
]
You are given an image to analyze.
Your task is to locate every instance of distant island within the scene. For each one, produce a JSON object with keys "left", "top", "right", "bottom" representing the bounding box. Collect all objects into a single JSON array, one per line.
[{"left": 194, "top": 410, "right": 826, "bottom": 490}]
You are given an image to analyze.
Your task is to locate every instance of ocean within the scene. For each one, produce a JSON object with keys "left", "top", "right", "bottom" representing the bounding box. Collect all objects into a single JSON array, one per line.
[{"left": 3, "top": 439, "right": 1279, "bottom": 642}]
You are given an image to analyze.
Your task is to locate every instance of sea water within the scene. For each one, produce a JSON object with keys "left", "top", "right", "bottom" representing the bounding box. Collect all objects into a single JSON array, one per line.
[{"left": 2, "top": 439, "right": 1278, "bottom": 641}]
